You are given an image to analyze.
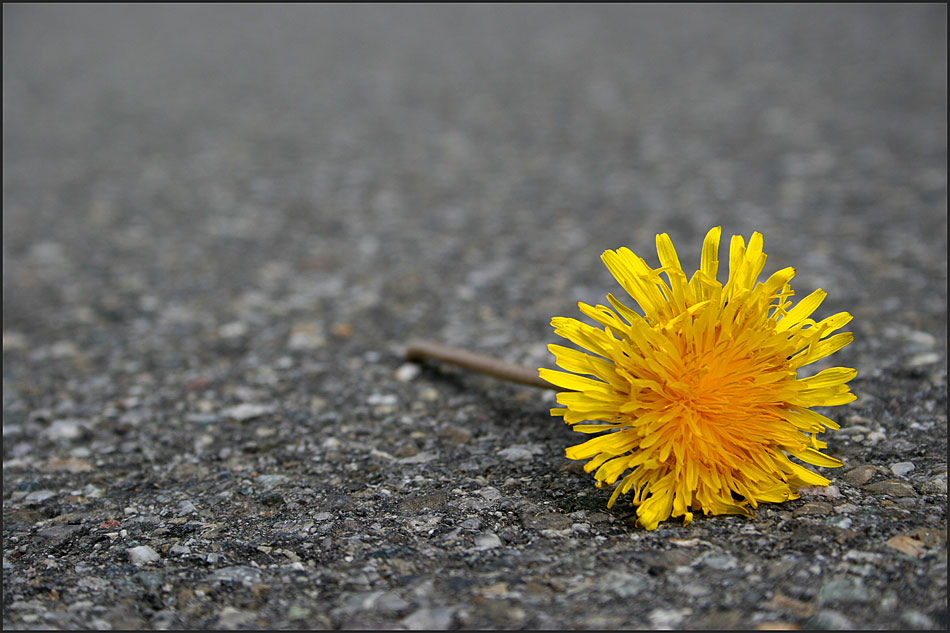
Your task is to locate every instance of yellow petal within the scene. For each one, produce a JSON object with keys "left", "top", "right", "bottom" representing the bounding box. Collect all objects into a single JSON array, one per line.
[
  {"left": 788, "top": 446, "right": 843, "bottom": 468},
  {"left": 700, "top": 226, "right": 722, "bottom": 282},
  {"left": 799, "top": 367, "right": 858, "bottom": 389},
  {"left": 538, "top": 368, "right": 609, "bottom": 393},
  {"left": 776, "top": 288, "right": 827, "bottom": 332}
]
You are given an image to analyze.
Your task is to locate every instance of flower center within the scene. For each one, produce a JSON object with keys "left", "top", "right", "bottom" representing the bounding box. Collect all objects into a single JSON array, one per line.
[
  {"left": 668, "top": 356, "right": 739, "bottom": 417},
  {"left": 658, "top": 321, "right": 792, "bottom": 442}
]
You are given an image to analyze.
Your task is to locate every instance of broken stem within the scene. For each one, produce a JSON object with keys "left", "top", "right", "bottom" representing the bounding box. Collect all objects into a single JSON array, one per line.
[{"left": 405, "top": 339, "right": 558, "bottom": 391}]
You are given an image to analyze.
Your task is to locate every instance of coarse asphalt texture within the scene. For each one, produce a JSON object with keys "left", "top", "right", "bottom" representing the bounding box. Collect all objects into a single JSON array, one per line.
[{"left": 3, "top": 4, "right": 947, "bottom": 630}]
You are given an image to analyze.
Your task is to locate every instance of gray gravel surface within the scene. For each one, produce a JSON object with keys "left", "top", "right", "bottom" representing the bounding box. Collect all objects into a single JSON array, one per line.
[{"left": 3, "top": 4, "right": 947, "bottom": 630}]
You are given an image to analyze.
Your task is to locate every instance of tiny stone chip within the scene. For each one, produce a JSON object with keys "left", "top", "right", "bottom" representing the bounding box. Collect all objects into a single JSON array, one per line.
[
  {"left": 127, "top": 546, "right": 161, "bottom": 565},
  {"left": 889, "top": 462, "right": 915, "bottom": 477}
]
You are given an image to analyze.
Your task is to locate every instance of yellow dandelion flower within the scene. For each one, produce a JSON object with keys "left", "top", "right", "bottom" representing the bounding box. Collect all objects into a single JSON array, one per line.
[{"left": 539, "top": 227, "right": 856, "bottom": 530}]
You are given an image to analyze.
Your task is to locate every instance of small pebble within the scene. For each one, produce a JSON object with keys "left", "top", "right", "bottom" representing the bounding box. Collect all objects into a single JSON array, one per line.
[
  {"left": 44, "top": 419, "right": 83, "bottom": 440},
  {"left": 540, "top": 528, "right": 573, "bottom": 539},
  {"left": 842, "top": 465, "right": 875, "bottom": 485},
  {"left": 648, "top": 608, "right": 690, "bottom": 628},
  {"left": 460, "top": 517, "right": 483, "bottom": 530},
  {"left": 221, "top": 403, "right": 274, "bottom": 421},
  {"left": 395, "top": 363, "right": 421, "bottom": 382},
  {"left": 808, "top": 610, "right": 856, "bottom": 629},
  {"left": 217, "top": 321, "right": 248, "bottom": 339},
  {"left": 44, "top": 457, "right": 93, "bottom": 474},
  {"left": 128, "top": 546, "right": 161, "bottom": 565},
  {"left": 799, "top": 485, "right": 842, "bottom": 499},
  {"left": 496, "top": 447, "right": 533, "bottom": 461},
  {"left": 438, "top": 426, "right": 471, "bottom": 444},
  {"left": 602, "top": 570, "right": 651, "bottom": 598},
  {"left": 210, "top": 566, "right": 264, "bottom": 586},
  {"left": 818, "top": 578, "right": 870, "bottom": 604},
  {"left": 402, "top": 607, "right": 456, "bottom": 630},
  {"left": 287, "top": 605, "right": 311, "bottom": 621},
  {"left": 700, "top": 553, "right": 737, "bottom": 571},
  {"left": 793, "top": 501, "right": 832, "bottom": 516},
  {"left": 477, "top": 486, "right": 503, "bottom": 502},
  {"left": 215, "top": 607, "right": 256, "bottom": 629},
  {"left": 38, "top": 525, "right": 83, "bottom": 542},
  {"left": 829, "top": 516, "right": 852, "bottom": 529},
  {"left": 24, "top": 490, "right": 56, "bottom": 503},
  {"left": 367, "top": 393, "right": 398, "bottom": 407},
  {"left": 256, "top": 474, "right": 289, "bottom": 489},
  {"left": 287, "top": 322, "right": 325, "bottom": 350},
  {"left": 901, "top": 610, "right": 936, "bottom": 629},
  {"left": 48, "top": 341, "right": 79, "bottom": 358},
  {"left": 921, "top": 477, "right": 947, "bottom": 494},
  {"left": 864, "top": 480, "right": 917, "bottom": 497},
  {"left": 473, "top": 533, "right": 502, "bottom": 550},
  {"left": 498, "top": 526, "right": 521, "bottom": 543},
  {"left": 133, "top": 570, "right": 164, "bottom": 592},
  {"left": 903, "top": 329, "right": 936, "bottom": 349},
  {"left": 373, "top": 591, "right": 410, "bottom": 614},
  {"left": 397, "top": 451, "right": 438, "bottom": 464},
  {"left": 904, "top": 352, "right": 939, "bottom": 367},
  {"left": 169, "top": 544, "right": 191, "bottom": 556},
  {"left": 890, "top": 462, "right": 915, "bottom": 477},
  {"left": 682, "top": 582, "right": 711, "bottom": 597},
  {"left": 885, "top": 535, "right": 924, "bottom": 558}
]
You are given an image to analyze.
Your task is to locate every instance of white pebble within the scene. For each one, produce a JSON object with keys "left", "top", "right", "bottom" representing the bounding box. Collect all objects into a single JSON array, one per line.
[
  {"left": 890, "top": 462, "right": 916, "bottom": 477},
  {"left": 217, "top": 321, "right": 248, "bottom": 339},
  {"left": 44, "top": 419, "right": 83, "bottom": 440},
  {"left": 367, "top": 393, "right": 398, "bottom": 406},
  {"left": 477, "top": 486, "right": 503, "bottom": 502},
  {"left": 221, "top": 403, "right": 274, "bottom": 421},
  {"left": 830, "top": 516, "right": 853, "bottom": 529},
  {"left": 127, "top": 545, "right": 160, "bottom": 565},
  {"left": 169, "top": 544, "right": 191, "bottom": 556},
  {"left": 905, "top": 330, "right": 936, "bottom": 348},
  {"left": 496, "top": 447, "right": 533, "bottom": 461},
  {"left": 905, "top": 352, "right": 939, "bottom": 367},
  {"left": 24, "top": 490, "right": 56, "bottom": 503},
  {"left": 83, "top": 484, "right": 104, "bottom": 498},
  {"left": 395, "top": 363, "right": 421, "bottom": 382},
  {"left": 473, "top": 533, "right": 502, "bottom": 550}
]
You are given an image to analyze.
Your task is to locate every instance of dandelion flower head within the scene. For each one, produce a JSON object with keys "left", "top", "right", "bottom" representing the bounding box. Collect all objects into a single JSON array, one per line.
[{"left": 540, "top": 227, "right": 856, "bottom": 530}]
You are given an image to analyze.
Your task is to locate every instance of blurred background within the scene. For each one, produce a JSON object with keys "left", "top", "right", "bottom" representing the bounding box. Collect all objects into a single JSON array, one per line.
[
  {"left": 3, "top": 5, "right": 947, "bottom": 630},
  {"left": 4, "top": 5, "right": 945, "bottom": 371}
]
